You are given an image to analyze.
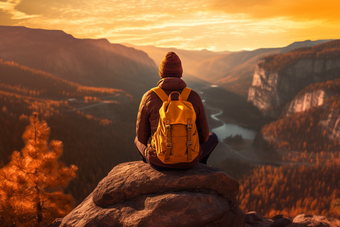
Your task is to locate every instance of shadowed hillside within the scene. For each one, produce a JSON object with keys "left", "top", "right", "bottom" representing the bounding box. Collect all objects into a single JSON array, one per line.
[
  {"left": 0, "top": 26, "right": 159, "bottom": 97},
  {"left": 0, "top": 59, "right": 128, "bottom": 100}
]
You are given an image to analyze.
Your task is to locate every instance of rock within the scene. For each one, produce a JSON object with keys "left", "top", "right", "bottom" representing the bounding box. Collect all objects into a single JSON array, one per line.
[
  {"left": 319, "top": 107, "right": 340, "bottom": 141},
  {"left": 46, "top": 218, "right": 63, "bottom": 227},
  {"left": 286, "top": 213, "right": 340, "bottom": 227},
  {"left": 244, "top": 211, "right": 273, "bottom": 227},
  {"left": 272, "top": 215, "right": 284, "bottom": 220},
  {"left": 272, "top": 217, "right": 292, "bottom": 227},
  {"left": 246, "top": 211, "right": 265, "bottom": 222},
  {"left": 58, "top": 161, "right": 245, "bottom": 227},
  {"left": 281, "top": 90, "right": 329, "bottom": 117}
]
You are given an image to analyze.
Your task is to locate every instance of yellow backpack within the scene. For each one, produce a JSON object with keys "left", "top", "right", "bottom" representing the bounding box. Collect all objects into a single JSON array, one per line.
[{"left": 151, "top": 87, "right": 200, "bottom": 164}]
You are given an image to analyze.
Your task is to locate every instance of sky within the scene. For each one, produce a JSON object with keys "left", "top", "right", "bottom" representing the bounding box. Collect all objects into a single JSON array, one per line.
[{"left": 0, "top": 0, "right": 339, "bottom": 51}]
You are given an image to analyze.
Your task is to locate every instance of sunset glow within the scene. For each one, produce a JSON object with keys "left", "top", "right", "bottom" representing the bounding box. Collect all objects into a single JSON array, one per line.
[{"left": 0, "top": 0, "right": 340, "bottom": 51}]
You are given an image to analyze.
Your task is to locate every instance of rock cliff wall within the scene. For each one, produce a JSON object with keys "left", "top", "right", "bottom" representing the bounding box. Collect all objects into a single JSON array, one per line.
[
  {"left": 248, "top": 59, "right": 340, "bottom": 117},
  {"left": 320, "top": 107, "right": 340, "bottom": 141},
  {"left": 281, "top": 89, "right": 331, "bottom": 117}
]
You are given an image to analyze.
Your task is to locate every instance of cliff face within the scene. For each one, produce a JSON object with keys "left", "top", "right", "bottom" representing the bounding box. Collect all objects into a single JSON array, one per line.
[
  {"left": 248, "top": 58, "right": 340, "bottom": 117},
  {"left": 281, "top": 91, "right": 340, "bottom": 141},
  {"left": 281, "top": 89, "right": 331, "bottom": 117},
  {"left": 320, "top": 107, "right": 340, "bottom": 141}
]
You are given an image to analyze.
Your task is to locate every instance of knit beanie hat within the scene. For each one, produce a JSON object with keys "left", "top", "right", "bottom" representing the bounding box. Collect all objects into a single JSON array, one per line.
[{"left": 159, "top": 52, "right": 183, "bottom": 78}]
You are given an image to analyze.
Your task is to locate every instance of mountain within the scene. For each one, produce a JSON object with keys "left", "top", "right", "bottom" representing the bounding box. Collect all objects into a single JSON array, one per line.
[
  {"left": 126, "top": 40, "right": 332, "bottom": 97},
  {"left": 122, "top": 43, "right": 229, "bottom": 76},
  {"left": 248, "top": 40, "right": 340, "bottom": 117},
  {"left": 0, "top": 26, "right": 159, "bottom": 97},
  {"left": 195, "top": 40, "right": 333, "bottom": 97}
]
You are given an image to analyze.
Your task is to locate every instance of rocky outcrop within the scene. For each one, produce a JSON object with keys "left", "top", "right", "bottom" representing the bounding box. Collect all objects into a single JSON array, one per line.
[
  {"left": 244, "top": 212, "right": 340, "bottom": 227},
  {"left": 248, "top": 59, "right": 340, "bottom": 117},
  {"left": 287, "top": 213, "right": 340, "bottom": 227},
  {"left": 279, "top": 89, "right": 340, "bottom": 141},
  {"left": 320, "top": 107, "right": 340, "bottom": 141},
  {"left": 56, "top": 161, "right": 245, "bottom": 227},
  {"left": 281, "top": 90, "right": 328, "bottom": 117}
]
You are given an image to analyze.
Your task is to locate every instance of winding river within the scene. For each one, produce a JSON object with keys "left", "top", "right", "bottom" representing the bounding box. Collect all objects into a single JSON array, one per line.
[{"left": 210, "top": 109, "right": 257, "bottom": 142}]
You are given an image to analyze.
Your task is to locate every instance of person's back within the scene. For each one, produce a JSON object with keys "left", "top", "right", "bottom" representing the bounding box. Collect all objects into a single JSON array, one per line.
[{"left": 134, "top": 52, "right": 218, "bottom": 170}]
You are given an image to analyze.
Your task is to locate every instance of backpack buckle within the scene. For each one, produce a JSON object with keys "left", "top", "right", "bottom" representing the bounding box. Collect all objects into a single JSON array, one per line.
[
  {"left": 187, "top": 124, "right": 192, "bottom": 130},
  {"left": 166, "top": 142, "right": 172, "bottom": 148},
  {"left": 187, "top": 141, "right": 192, "bottom": 147}
]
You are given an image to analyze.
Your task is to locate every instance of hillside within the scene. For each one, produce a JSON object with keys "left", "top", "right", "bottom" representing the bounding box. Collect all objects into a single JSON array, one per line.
[
  {"left": 0, "top": 26, "right": 159, "bottom": 97},
  {"left": 0, "top": 59, "right": 128, "bottom": 100},
  {"left": 0, "top": 61, "right": 140, "bottom": 204},
  {"left": 254, "top": 78, "right": 340, "bottom": 152},
  {"left": 237, "top": 156, "right": 340, "bottom": 219}
]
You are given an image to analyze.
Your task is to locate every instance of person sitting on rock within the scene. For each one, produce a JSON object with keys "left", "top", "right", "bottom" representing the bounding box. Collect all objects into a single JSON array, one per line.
[{"left": 134, "top": 52, "right": 218, "bottom": 171}]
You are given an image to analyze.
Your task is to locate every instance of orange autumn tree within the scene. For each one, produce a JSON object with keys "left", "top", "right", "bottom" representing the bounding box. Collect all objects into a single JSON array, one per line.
[
  {"left": 0, "top": 113, "right": 78, "bottom": 227},
  {"left": 333, "top": 199, "right": 340, "bottom": 214}
]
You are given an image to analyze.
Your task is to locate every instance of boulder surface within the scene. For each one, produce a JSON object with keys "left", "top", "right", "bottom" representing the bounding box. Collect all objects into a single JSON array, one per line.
[
  {"left": 286, "top": 213, "right": 340, "bottom": 227},
  {"left": 58, "top": 161, "right": 245, "bottom": 227}
]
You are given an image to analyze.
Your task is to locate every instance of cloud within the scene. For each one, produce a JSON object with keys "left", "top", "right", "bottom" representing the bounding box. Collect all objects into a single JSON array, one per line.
[
  {"left": 210, "top": 0, "right": 340, "bottom": 21},
  {"left": 1, "top": 0, "right": 340, "bottom": 51},
  {"left": 0, "top": 0, "right": 39, "bottom": 21},
  {"left": 14, "top": 0, "right": 82, "bottom": 15},
  {"left": 0, "top": 9, "right": 15, "bottom": 25}
]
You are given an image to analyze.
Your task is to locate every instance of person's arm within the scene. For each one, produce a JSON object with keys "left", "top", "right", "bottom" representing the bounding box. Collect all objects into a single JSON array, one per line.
[
  {"left": 136, "top": 91, "right": 151, "bottom": 146},
  {"left": 192, "top": 91, "right": 209, "bottom": 143}
]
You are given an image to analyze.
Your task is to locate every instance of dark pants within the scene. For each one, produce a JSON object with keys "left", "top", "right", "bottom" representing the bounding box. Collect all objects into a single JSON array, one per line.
[{"left": 135, "top": 132, "right": 218, "bottom": 171}]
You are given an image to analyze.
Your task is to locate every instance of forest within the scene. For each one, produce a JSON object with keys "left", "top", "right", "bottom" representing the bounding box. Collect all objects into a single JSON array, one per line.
[{"left": 238, "top": 156, "right": 340, "bottom": 219}]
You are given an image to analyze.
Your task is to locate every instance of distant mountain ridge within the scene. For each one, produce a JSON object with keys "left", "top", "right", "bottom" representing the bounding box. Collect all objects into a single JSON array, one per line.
[
  {"left": 122, "top": 43, "right": 229, "bottom": 75},
  {"left": 0, "top": 26, "right": 159, "bottom": 97},
  {"left": 127, "top": 40, "right": 333, "bottom": 97}
]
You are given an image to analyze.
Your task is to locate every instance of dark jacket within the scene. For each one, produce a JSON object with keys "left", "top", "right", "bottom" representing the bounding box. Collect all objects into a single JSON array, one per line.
[{"left": 135, "top": 77, "right": 209, "bottom": 169}]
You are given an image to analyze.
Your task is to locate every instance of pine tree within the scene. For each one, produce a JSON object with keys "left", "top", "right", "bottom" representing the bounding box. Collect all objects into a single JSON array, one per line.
[
  {"left": 333, "top": 198, "right": 340, "bottom": 214},
  {"left": 0, "top": 113, "right": 78, "bottom": 227}
]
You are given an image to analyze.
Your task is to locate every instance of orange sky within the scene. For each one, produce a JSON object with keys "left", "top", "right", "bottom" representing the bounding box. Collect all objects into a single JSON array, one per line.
[{"left": 0, "top": 0, "right": 339, "bottom": 51}]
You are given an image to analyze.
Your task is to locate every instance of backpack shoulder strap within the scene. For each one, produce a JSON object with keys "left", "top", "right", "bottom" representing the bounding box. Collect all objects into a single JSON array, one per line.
[
  {"left": 151, "top": 87, "right": 168, "bottom": 102},
  {"left": 181, "top": 87, "right": 191, "bottom": 101}
]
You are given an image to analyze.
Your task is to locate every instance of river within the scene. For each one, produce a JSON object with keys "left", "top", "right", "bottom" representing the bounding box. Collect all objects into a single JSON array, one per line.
[{"left": 210, "top": 109, "right": 257, "bottom": 142}]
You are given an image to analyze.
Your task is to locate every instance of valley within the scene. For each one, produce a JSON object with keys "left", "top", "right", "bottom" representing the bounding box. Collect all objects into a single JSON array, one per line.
[{"left": 0, "top": 26, "right": 339, "bottom": 221}]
